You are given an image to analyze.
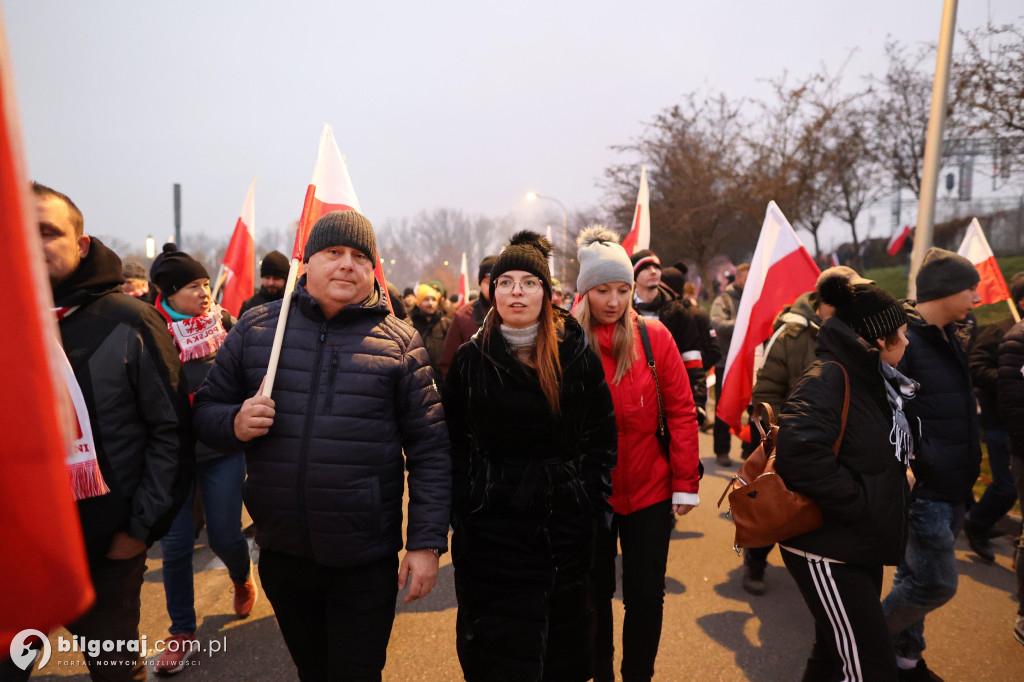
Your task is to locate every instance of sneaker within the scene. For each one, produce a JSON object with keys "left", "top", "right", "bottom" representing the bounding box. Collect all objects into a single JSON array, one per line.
[
  {"left": 898, "top": 659, "right": 944, "bottom": 681},
  {"left": 1015, "top": 615, "right": 1024, "bottom": 646},
  {"left": 716, "top": 453, "right": 733, "bottom": 468},
  {"left": 153, "top": 634, "right": 198, "bottom": 675},
  {"left": 742, "top": 560, "right": 766, "bottom": 596},
  {"left": 964, "top": 522, "right": 995, "bottom": 563},
  {"left": 233, "top": 570, "right": 258, "bottom": 618}
]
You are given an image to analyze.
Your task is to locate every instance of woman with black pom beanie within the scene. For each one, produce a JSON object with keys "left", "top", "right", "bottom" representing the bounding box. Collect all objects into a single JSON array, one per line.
[
  {"left": 773, "top": 274, "right": 918, "bottom": 680},
  {"left": 444, "top": 230, "right": 617, "bottom": 682}
]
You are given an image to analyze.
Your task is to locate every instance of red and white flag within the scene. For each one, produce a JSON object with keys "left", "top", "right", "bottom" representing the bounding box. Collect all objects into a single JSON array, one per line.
[
  {"left": 0, "top": 11, "right": 94, "bottom": 651},
  {"left": 457, "top": 252, "right": 469, "bottom": 308},
  {"left": 717, "top": 202, "right": 821, "bottom": 432},
  {"left": 830, "top": 251, "right": 840, "bottom": 267},
  {"left": 957, "top": 218, "right": 1011, "bottom": 307},
  {"left": 621, "top": 165, "right": 650, "bottom": 256},
  {"left": 887, "top": 224, "right": 912, "bottom": 256},
  {"left": 219, "top": 176, "right": 256, "bottom": 317}
]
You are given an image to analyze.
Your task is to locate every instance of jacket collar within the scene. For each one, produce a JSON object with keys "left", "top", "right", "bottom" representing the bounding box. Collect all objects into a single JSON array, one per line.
[
  {"left": 294, "top": 275, "right": 389, "bottom": 324},
  {"left": 52, "top": 238, "right": 125, "bottom": 308}
]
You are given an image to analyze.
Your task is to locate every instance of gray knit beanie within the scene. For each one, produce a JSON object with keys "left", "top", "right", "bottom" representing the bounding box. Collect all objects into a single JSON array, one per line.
[
  {"left": 575, "top": 226, "right": 634, "bottom": 294},
  {"left": 915, "top": 247, "right": 980, "bottom": 303},
  {"left": 303, "top": 210, "right": 378, "bottom": 264}
]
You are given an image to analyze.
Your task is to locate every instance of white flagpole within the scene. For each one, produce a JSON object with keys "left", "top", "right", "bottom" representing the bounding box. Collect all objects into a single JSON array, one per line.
[{"left": 261, "top": 258, "right": 301, "bottom": 398}]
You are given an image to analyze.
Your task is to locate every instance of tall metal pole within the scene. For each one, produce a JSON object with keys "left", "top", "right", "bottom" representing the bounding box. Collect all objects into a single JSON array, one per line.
[
  {"left": 908, "top": 0, "right": 958, "bottom": 299},
  {"left": 173, "top": 183, "right": 182, "bottom": 247}
]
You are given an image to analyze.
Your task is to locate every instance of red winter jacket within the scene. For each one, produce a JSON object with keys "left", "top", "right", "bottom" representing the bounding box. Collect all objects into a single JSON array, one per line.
[{"left": 594, "top": 311, "right": 701, "bottom": 515}]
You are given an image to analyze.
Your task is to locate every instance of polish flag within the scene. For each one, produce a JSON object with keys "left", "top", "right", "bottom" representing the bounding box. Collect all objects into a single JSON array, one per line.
[
  {"left": 957, "top": 218, "right": 1010, "bottom": 307},
  {"left": 219, "top": 176, "right": 256, "bottom": 317},
  {"left": 887, "top": 225, "right": 912, "bottom": 256},
  {"left": 457, "top": 252, "right": 469, "bottom": 308},
  {"left": 621, "top": 165, "right": 650, "bottom": 256},
  {"left": 0, "top": 13, "right": 94, "bottom": 652},
  {"left": 717, "top": 202, "right": 821, "bottom": 432}
]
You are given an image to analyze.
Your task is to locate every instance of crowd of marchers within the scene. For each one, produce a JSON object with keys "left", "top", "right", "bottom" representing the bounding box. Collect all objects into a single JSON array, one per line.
[{"left": 4, "top": 181, "right": 1023, "bottom": 682}]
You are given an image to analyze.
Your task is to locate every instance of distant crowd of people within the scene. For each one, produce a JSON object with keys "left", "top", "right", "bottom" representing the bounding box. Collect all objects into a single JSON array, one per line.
[{"left": 3, "top": 181, "right": 1022, "bottom": 682}]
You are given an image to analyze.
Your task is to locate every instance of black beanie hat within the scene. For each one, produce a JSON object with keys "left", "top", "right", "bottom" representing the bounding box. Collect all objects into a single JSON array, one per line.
[
  {"left": 122, "top": 261, "right": 148, "bottom": 281},
  {"left": 152, "top": 251, "right": 209, "bottom": 295},
  {"left": 630, "top": 249, "right": 661, "bottom": 276},
  {"left": 818, "top": 272, "right": 907, "bottom": 342},
  {"left": 490, "top": 231, "right": 552, "bottom": 299},
  {"left": 150, "top": 242, "right": 177, "bottom": 282},
  {"left": 260, "top": 250, "right": 289, "bottom": 278},
  {"left": 915, "top": 247, "right": 980, "bottom": 303},
  {"left": 478, "top": 255, "right": 498, "bottom": 284},
  {"left": 303, "top": 211, "right": 377, "bottom": 264}
]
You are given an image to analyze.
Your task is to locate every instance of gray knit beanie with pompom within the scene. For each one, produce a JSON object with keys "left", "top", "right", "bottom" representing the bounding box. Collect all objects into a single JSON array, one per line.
[{"left": 575, "top": 226, "right": 635, "bottom": 294}]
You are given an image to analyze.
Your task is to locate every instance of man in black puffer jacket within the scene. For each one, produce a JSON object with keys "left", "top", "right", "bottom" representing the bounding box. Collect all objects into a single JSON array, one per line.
[
  {"left": 194, "top": 211, "right": 451, "bottom": 681},
  {"left": 881, "top": 247, "right": 982, "bottom": 680},
  {"left": 996, "top": 310, "right": 1024, "bottom": 645},
  {"left": 18, "top": 183, "right": 193, "bottom": 681}
]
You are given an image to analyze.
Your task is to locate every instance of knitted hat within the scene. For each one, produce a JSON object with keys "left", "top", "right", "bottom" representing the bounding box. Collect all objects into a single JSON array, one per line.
[
  {"left": 661, "top": 262, "right": 689, "bottom": 296},
  {"left": 303, "top": 210, "right": 377, "bottom": 263},
  {"left": 550, "top": 277, "right": 563, "bottom": 294},
  {"left": 415, "top": 283, "right": 439, "bottom": 306},
  {"left": 818, "top": 272, "right": 907, "bottom": 342},
  {"left": 1010, "top": 272, "right": 1024, "bottom": 307},
  {"left": 575, "top": 226, "right": 634, "bottom": 294},
  {"left": 816, "top": 265, "right": 873, "bottom": 289},
  {"left": 630, "top": 249, "right": 662, "bottom": 277},
  {"left": 260, "top": 250, "right": 289, "bottom": 278},
  {"left": 489, "top": 231, "right": 553, "bottom": 298},
  {"left": 152, "top": 250, "right": 209, "bottom": 295},
  {"left": 150, "top": 242, "right": 177, "bottom": 282},
  {"left": 915, "top": 247, "right": 980, "bottom": 303},
  {"left": 478, "top": 255, "right": 498, "bottom": 284},
  {"left": 122, "top": 261, "right": 148, "bottom": 281}
]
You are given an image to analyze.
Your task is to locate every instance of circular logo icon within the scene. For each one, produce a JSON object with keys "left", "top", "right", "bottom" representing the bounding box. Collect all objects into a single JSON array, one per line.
[{"left": 9, "top": 629, "right": 51, "bottom": 671}]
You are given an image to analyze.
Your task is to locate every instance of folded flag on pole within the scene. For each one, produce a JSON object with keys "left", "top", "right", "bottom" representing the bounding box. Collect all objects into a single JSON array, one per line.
[
  {"left": 0, "top": 10, "right": 94, "bottom": 651},
  {"left": 957, "top": 218, "right": 1017, "bottom": 320},
  {"left": 218, "top": 176, "right": 256, "bottom": 317},
  {"left": 717, "top": 202, "right": 821, "bottom": 433},
  {"left": 887, "top": 224, "right": 912, "bottom": 256},
  {"left": 621, "top": 165, "right": 650, "bottom": 256},
  {"left": 457, "top": 252, "right": 469, "bottom": 308},
  {"left": 263, "top": 124, "right": 392, "bottom": 397}
]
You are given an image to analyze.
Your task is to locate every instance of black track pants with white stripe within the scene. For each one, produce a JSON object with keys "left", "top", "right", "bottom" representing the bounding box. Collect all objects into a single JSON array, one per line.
[{"left": 781, "top": 548, "right": 898, "bottom": 681}]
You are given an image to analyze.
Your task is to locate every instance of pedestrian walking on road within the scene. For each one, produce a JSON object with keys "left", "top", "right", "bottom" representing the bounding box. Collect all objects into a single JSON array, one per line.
[
  {"left": 149, "top": 250, "right": 256, "bottom": 675},
  {"left": 573, "top": 227, "right": 701, "bottom": 682},
  {"left": 775, "top": 273, "right": 916, "bottom": 681},
  {"left": 444, "top": 230, "right": 617, "bottom": 682},
  {"left": 711, "top": 264, "right": 749, "bottom": 467},
  {"left": 996, "top": 305, "right": 1024, "bottom": 646}
]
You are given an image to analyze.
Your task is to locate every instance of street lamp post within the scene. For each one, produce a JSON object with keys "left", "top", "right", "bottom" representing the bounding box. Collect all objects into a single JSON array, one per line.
[{"left": 526, "top": 192, "right": 568, "bottom": 280}]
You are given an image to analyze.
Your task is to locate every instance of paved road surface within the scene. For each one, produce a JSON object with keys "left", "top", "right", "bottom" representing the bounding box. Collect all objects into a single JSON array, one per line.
[{"left": 32, "top": 430, "right": 1022, "bottom": 681}]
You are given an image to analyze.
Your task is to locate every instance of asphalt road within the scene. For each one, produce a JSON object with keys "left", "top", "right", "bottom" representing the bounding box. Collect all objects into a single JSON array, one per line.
[{"left": 32, "top": 429, "right": 1023, "bottom": 681}]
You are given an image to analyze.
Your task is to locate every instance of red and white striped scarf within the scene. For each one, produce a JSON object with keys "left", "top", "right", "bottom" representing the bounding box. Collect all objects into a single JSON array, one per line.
[
  {"left": 156, "top": 299, "right": 228, "bottom": 363},
  {"left": 53, "top": 305, "right": 111, "bottom": 501}
]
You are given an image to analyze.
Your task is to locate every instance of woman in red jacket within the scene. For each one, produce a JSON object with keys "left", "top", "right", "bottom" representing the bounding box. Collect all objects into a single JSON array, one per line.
[{"left": 573, "top": 227, "right": 701, "bottom": 682}]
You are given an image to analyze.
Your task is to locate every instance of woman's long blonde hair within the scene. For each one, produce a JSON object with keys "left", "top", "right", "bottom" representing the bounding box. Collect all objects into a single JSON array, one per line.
[{"left": 574, "top": 293, "right": 637, "bottom": 385}]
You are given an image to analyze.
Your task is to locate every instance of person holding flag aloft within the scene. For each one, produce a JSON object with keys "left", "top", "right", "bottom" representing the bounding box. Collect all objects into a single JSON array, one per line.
[{"left": 194, "top": 211, "right": 451, "bottom": 681}]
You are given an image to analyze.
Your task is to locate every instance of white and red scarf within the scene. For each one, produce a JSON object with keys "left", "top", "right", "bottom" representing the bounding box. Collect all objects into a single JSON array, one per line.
[
  {"left": 156, "top": 298, "right": 228, "bottom": 363},
  {"left": 53, "top": 305, "right": 111, "bottom": 501}
]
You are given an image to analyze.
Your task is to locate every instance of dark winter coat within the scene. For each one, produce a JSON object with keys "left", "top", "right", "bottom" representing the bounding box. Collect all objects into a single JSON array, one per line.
[
  {"left": 439, "top": 296, "right": 490, "bottom": 378},
  {"left": 752, "top": 291, "right": 821, "bottom": 415},
  {"left": 969, "top": 316, "right": 1015, "bottom": 430},
  {"left": 711, "top": 282, "right": 743, "bottom": 367},
  {"left": 444, "top": 309, "right": 616, "bottom": 682},
  {"left": 193, "top": 277, "right": 451, "bottom": 568},
  {"left": 410, "top": 306, "right": 451, "bottom": 377},
  {"left": 897, "top": 303, "right": 981, "bottom": 503},
  {"left": 997, "top": 320, "right": 1024, "bottom": 459},
  {"left": 775, "top": 317, "right": 910, "bottom": 566},
  {"left": 239, "top": 286, "right": 283, "bottom": 317},
  {"left": 53, "top": 239, "right": 194, "bottom": 558}
]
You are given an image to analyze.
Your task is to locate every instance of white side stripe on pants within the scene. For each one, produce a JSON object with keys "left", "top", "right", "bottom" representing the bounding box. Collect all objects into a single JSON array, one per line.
[{"left": 807, "top": 557, "right": 863, "bottom": 682}]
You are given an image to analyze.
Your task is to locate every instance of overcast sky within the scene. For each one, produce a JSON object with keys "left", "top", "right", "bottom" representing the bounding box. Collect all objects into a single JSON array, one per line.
[{"left": 3, "top": 1, "right": 1019, "bottom": 255}]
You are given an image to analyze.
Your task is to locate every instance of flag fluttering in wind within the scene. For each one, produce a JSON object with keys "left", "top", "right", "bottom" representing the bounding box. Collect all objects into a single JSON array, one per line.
[
  {"left": 457, "top": 252, "right": 469, "bottom": 308},
  {"left": 0, "top": 11, "right": 94, "bottom": 652},
  {"left": 887, "top": 225, "right": 912, "bottom": 256},
  {"left": 621, "top": 165, "right": 650, "bottom": 256},
  {"left": 264, "top": 124, "right": 392, "bottom": 397},
  {"left": 217, "top": 176, "right": 256, "bottom": 317},
  {"left": 717, "top": 202, "right": 821, "bottom": 432},
  {"left": 957, "top": 218, "right": 1018, "bottom": 321}
]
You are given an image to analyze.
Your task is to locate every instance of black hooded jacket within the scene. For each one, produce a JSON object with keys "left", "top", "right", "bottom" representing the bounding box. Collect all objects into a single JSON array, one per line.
[
  {"left": 775, "top": 317, "right": 910, "bottom": 566},
  {"left": 997, "top": 320, "right": 1024, "bottom": 459},
  {"left": 239, "top": 286, "right": 284, "bottom": 317},
  {"left": 54, "top": 239, "right": 193, "bottom": 557}
]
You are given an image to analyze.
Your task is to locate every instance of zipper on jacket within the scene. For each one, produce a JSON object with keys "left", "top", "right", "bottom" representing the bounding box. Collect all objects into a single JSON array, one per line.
[
  {"left": 324, "top": 349, "right": 339, "bottom": 413},
  {"left": 297, "top": 321, "right": 328, "bottom": 556}
]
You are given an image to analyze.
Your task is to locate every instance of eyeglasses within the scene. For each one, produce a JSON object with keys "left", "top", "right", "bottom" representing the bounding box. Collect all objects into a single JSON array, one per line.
[{"left": 495, "top": 277, "right": 542, "bottom": 294}]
